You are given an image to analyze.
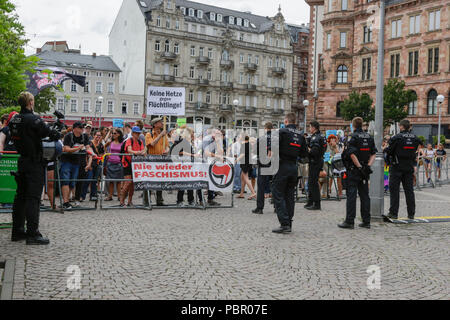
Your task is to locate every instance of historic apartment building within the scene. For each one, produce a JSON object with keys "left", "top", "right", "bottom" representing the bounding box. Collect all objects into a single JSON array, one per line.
[
  {"left": 110, "top": 0, "right": 294, "bottom": 131},
  {"left": 306, "top": 0, "right": 450, "bottom": 139},
  {"left": 34, "top": 41, "right": 144, "bottom": 127},
  {"left": 288, "top": 23, "right": 310, "bottom": 127}
]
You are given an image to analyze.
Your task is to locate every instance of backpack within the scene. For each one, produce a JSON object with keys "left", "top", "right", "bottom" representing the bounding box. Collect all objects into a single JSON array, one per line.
[{"left": 121, "top": 139, "right": 143, "bottom": 167}]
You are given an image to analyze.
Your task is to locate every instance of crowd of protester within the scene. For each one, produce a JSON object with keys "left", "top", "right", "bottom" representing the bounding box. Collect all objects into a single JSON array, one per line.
[{"left": 0, "top": 111, "right": 448, "bottom": 209}]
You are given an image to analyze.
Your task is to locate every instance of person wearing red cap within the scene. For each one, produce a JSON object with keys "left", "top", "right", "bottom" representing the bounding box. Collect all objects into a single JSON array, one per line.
[{"left": 0, "top": 111, "right": 19, "bottom": 153}]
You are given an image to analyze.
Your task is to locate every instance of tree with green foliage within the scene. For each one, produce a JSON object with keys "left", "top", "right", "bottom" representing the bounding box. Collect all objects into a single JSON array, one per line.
[
  {"left": 0, "top": 105, "right": 20, "bottom": 117},
  {"left": 0, "top": 0, "right": 38, "bottom": 108},
  {"left": 339, "top": 91, "right": 375, "bottom": 124},
  {"left": 383, "top": 79, "right": 416, "bottom": 130},
  {"left": 34, "top": 87, "right": 58, "bottom": 114}
]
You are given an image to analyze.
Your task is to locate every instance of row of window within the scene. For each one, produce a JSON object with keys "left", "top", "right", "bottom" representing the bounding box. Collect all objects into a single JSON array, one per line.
[
  {"left": 179, "top": 6, "right": 251, "bottom": 29},
  {"left": 69, "top": 70, "right": 115, "bottom": 78},
  {"left": 335, "top": 47, "right": 443, "bottom": 83},
  {"left": 326, "top": 9, "right": 443, "bottom": 49},
  {"left": 64, "top": 81, "right": 115, "bottom": 94},
  {"left": 327, "top": 0, "right": 349, "bottom": 12},
  {"left": 186, "top": 90, "right": 287, "bottom": 109},
  {"left": 56, "top": 98, "right": 140, "bottom": 115}
]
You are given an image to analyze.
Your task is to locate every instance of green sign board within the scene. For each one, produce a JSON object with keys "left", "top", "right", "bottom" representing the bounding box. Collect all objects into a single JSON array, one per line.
[
  {"left": 0, "top": 154, "right": 19, "bottom": 204},
  {"left": 177, "top": 118, "right": 187, "bottom": 127}
]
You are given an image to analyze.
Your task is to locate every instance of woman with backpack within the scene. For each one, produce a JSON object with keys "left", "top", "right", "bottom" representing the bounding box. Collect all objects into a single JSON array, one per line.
[
  {"left": 119, "top": 126, "right": 145, "bottom": 207},
  {"left": 104, "top": 129, "right": 124, "bottom": 201}
]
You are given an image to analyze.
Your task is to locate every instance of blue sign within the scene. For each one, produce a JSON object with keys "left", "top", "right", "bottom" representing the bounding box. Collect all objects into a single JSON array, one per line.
[
  {"left": 324, "top": 152, "right": 331, "bottom": 162},
  {"left": 326, "top": 130, "right": 337, "bottom": 138},
  {"left": 113, "top": 119, "right": 124, "bottom": 128}
]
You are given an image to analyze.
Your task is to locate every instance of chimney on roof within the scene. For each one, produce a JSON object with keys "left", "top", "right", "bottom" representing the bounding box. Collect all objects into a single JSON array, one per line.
[
  {"left": 93, "top": 52, "right": 97, "bottom": 58},
  {"left": 36, "top": 48, "right": 42, "bottom": 54}
]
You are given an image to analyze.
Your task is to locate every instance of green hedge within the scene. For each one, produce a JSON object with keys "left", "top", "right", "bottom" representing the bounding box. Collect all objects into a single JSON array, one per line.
[{"left": 0, "top": 106, "right": 20, "bottom": 117}]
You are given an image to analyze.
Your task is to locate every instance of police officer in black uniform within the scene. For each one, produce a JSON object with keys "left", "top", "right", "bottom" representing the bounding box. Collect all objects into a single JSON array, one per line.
[
  {"left": 338, "top": 117, "right": 376, "bottom": 229},
  {"left": 272, "top": 113, "right": 307, "bottom": 234},
  {"left": 304, "top": 121, "right": 326, "bottom": 211},
  {"left": 384, "top": 119, "right": 421, "bottom": 220},
  {"left": 9, "top": 92, "right": 60, "bottom": 245}
]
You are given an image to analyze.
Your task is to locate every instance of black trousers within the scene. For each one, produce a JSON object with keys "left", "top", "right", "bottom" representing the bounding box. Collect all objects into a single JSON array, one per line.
[
  {"left": 389, "top": 166, "right": 415, "bottom": 217},
  {"left": 308, "top": 162, "right": 322, "bottom": 204},
  {"left": 272, "top": 161, "right": 298, "bottom": 227},
  {"left": 256, "top": 167, "right": 271, "bottom": 210},
  {"left": 177, "top": 190, "right": 202, "bottom": 203},
  {"left": 12, "top": 158, "right": 45, "bottom": 236},
  {"left": 345, "top": 170, "right": 370, "bottom": 224},
  {"left": 74, "top": 164, "right": 88, "bottom": 201}
]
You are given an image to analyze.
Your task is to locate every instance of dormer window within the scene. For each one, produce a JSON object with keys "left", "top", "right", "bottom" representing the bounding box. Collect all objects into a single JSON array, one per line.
[
  {"left": 180, "top": 7, "right": 186, "bottom": 15},
  {"left": 210, "top": 12, "right": 215, "bottom": 21},
  {"left": 189, "top": 8, "right": 194, "bottom": 17},
  {"left": 197, "top": 10, "right": 203, "bottom": 19},
  {"left": 229, "top": 16, "right": 235, "bottom": 25},
  {"left": 217, "top": 14, "right": 223, "bottom": 22},
  {"left": 244, "top": 19, "right": 249, "bottom": 27},
  {"left": 237, "top": 18, "right": 242, "bottom": 26}
]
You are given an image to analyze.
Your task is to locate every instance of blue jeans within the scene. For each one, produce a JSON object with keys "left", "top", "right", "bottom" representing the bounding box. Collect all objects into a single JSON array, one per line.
[
  {"left": 60, "top": 162, "right": 80, "bottom": 189},
  {"left": 81, "top": 166, "right": 101, "bottom": 200},
  {"left": 233, "top": 164, "right": 242, "bottom": 191}
]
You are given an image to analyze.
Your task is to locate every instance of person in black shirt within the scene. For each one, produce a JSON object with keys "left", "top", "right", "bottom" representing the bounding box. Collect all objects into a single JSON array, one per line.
[
  {"left": 0, "top": 111, "right": 18, "bottom": 154},
  {"left": 81, "top": 130, "right": 104, "bottom": 201},
  {"left": 252, "top": 122, "right": 273, "bottom": 214},
  {"left": 237, "top": 136, "right": 257, "bottom": 200},
  {"left": 60, "top": 122, "right": 91, "bottom": 209}
]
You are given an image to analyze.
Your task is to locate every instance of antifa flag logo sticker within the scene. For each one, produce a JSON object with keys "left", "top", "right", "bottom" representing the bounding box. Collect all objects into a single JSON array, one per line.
[{"left": 209, "top": 159, "right": 234, "bottom": 189}]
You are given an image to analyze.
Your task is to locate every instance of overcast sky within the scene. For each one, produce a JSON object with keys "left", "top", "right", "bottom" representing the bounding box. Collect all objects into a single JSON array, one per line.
[{"left": 14, "top": 0, "right": 310, "bottom": 57}]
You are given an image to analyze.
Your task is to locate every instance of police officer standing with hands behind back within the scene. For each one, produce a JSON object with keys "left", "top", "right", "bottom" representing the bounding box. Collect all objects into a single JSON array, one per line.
[
  {"left": 9, "top": 92, "right": 61, "bottom": 245},
  {"left": 338, "top": 117, "right": 376, "bottom": 229},
  {"left": 305, "top": 121, "right": 326, "bottom": 211},
  {"left": 272, "top": 113, "right": 307, "bottom": 234},
  {"left": 384, "top": 119, "right": 421, "bottom": 220}
]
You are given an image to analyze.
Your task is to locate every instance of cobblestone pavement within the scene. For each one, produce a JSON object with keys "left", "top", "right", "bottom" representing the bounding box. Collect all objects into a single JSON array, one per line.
[{"left": 0, "top": 185, "right": 449, "bottom": 300}]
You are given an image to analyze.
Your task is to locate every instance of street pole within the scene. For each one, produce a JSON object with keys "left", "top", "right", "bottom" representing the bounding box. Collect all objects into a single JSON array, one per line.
[
  {"left": 303, "top": 99, "right": 310, "bottom": 133},
  {"left": 370, "top": 0, "right": 386, "bottom": 220},
  {"left": 437, "top": 95, "right": 445, "bottom": 146}
]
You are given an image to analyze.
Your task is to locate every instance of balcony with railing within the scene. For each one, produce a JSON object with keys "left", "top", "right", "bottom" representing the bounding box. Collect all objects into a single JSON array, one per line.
[
  {"left": 194, "top": 102, "right": 209, "bottom": 110},
  {"left": 220, "top": 82, "right": 233, "bottom": 90},
  {"left": 197, "top": 79, "right": 210, "bottom": 86},
  {"left": 160, "top": 52, "right": 177, "bottom": 60},
  {"left": 273, "top": 87, "right": 284, "bottom": 95},
  {"left": 244, "top": 106, "right": 256, "bottom": 114},
  {"left": 162, "top": 75, "right": 175, "bottom": 83},
  {"left": 220, "top": 60, "right": 234, "bottom": 68},
  {"left": 196, "top": 56, "right": 210, "bottom": 65},
  {"left": 271, "top": 109, "right": 284, "bottom": 116},
  {"left": 246, "top": 84, "right": 257, "bottom": 92},
  {"left": 219, "top": 105, "right": 233, "bottom": 112},
  {"left": 271, "top": 67, "right": 286, "bottom": 75},
  {"left": 244, "top": 63, "right": 258, "bottom": 71}
]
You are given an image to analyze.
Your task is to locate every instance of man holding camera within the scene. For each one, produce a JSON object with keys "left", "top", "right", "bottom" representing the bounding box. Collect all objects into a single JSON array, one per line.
[
  {"left": 338, "top": 117, "right": 376, "bottom": 229},
  {"left": 9, "top": 92, "right": 60, "bottom": 245}
]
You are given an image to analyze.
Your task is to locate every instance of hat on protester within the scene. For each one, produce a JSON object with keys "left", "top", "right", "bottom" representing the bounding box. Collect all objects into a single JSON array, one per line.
[
  {"left": 132, "top": 126, "right": 142, "bottom": 134},
  {"left": 73, "top": 121, "right": 84, "bottom": 129},
  {"left": 151, "top": 117, "right": 163, "bottom": 125},
  {"left": 85, "top": 122, "right": 92, "bottom": 128}
]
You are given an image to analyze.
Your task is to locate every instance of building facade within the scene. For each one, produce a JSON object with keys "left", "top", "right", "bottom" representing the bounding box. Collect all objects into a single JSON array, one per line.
[
  {"left": 110, "top": 0, "right": 294, "bottom": 132},
  {"left": 34, "top": 42, "right": 144, "bottom": 127},
  {"left": 306, "top": 0, "right": 450, "bottom": 140},
  {"left": 288, "top": 24, "right": 310, "bottom": 129}
]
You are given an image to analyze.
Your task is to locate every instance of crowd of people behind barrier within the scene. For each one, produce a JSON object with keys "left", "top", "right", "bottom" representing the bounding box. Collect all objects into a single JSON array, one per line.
[{"left": 0, "top": 110, "right": 448, "bottom": 211}]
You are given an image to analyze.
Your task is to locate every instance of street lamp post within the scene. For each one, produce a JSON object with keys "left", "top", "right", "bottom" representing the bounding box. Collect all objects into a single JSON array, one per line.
[
  {"left": 233, "top": 99, "right": 239, "bottom": 132},
  {"left": 437, "top": 95, "right": 445, "bottom": 146},
  {"left": 98, "top": 96, "right": 104, "bottom": 128},
  {"left": 303, "top": 99, "right": 309, "bottom": 132},
  {"left": 370, "top": 0, "right": 386, "bottom": 220}
]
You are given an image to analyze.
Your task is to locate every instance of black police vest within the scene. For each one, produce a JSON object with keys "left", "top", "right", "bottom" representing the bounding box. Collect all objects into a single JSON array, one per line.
[
  {"left": 352, "top": 131, "right": 373, "bottom": 164},
  {"left": 9, "top": 112, "right": 42, "bottom": 160},
  {"left": 394, "top": 132, "right": 419, "bottom": 160},
  {"left": 309, "top": 133, "right": 327, "bottom": 158},
  {"left": 280, "top": 127, "right": 304, "bottom": 162}
]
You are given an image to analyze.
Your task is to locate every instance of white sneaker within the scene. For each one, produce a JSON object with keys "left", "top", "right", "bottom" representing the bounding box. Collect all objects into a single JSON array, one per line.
[{"left": 73, "top": 201, "right": 81, "bottom": 208}]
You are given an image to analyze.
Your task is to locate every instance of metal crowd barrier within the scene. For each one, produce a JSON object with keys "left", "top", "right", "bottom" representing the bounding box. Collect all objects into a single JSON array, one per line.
[
  {"left": 415, "top": 156, "right": 436, "bottom": 190},
  {"left": 434, "top": 155, "right": 449, "bottom": 187}
]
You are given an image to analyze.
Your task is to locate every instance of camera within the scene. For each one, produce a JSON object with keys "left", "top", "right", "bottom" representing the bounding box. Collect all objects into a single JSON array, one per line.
[{"left": 42, "top": 110, "right": 65, "bottom": 161}]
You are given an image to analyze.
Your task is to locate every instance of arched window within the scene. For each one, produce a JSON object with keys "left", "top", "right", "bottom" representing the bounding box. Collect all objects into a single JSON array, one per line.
[
  {"left": 337, "top": 65, "right": 348, "bottom": 83},
  {"left": 164, "top": 40, "right": 170, "bottom": 52},
  {"left": 427, "top": 89, "right": 437, "bottom": 115},
  {"left": 408, "top": 91, "right": 417, "bottom": 115},
  {"left": 336, "top": 101, "right": 343, "bottom": 117}
]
